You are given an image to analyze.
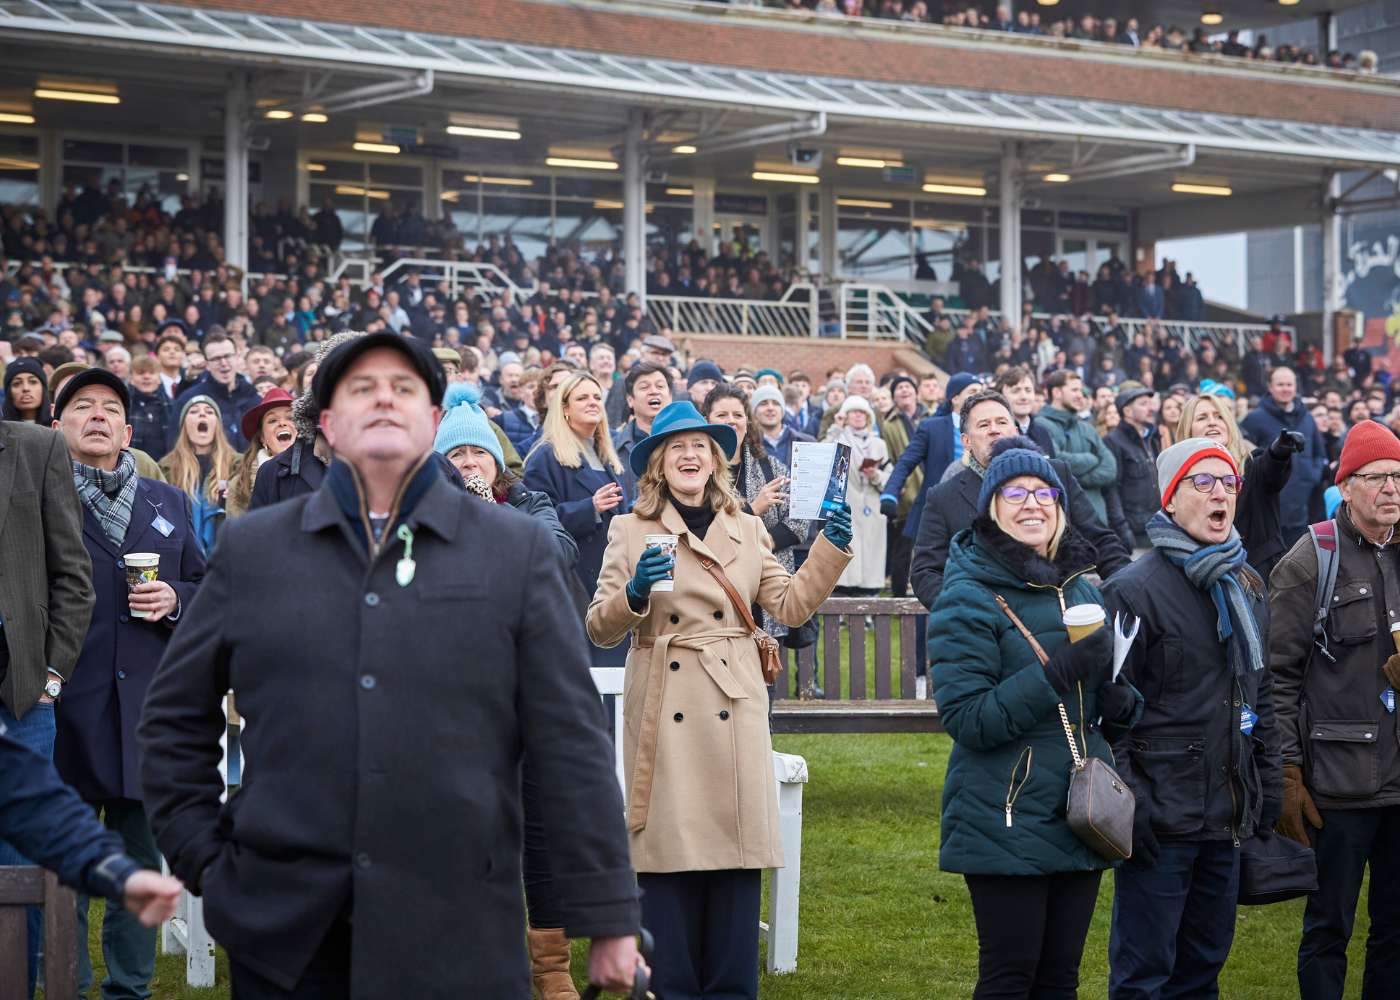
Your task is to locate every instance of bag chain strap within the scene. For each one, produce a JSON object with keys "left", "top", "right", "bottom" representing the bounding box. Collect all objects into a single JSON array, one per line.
[{"left": 993, "top": 595, "right": 1088, "bottom": 772}]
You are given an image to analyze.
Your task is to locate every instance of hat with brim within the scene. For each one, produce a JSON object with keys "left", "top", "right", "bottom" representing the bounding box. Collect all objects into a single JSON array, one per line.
[
  {"left": 53, "top": 367, "right": 130, "bottom": 421},
  {"left": 312, "top": 331, "right": 446, "bottom": 410},
  {"left": 628, "top": 400, "right": 738, "bottom": 478},
  {"left": 1114, "top": 385, "right": 1156, "bottom": 413},
  {"left": 240, "top": 387, "right": 295, "bottom": 445}
]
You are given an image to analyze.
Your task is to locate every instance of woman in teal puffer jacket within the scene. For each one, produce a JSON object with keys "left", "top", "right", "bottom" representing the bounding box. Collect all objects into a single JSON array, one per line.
[{"left": 930, "top": 445, "right": 1141, "bottom": 1000}]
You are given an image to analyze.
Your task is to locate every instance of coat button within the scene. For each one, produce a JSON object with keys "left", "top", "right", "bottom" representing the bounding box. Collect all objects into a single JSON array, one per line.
[
  {"left": 364, "top": 592, "right": 380, "bottom": 607},
  {"left": 1360, "top": 587, "right": 1368, "bottom": 595},
  {"left": 355, "top": 852, "right": 372, "bottom": 870},
  {"left": 673, "top": 712, "right": 684, "bottom": 722},
  {"left": 670, "top": 614, "right": 680, "bottom": 624},
  {"left": 713, "top": 610, "right": 724, "bottom": 620},
  {"left": 719, "top": 710, "right": 729, "bottom": 720},
  {"left": 120, "top": 614, "right": 130, "bottom": 624},
  {"left": 669, "top": 661, "right": 680, "bottom": 671},
  {"left": 360, "top": 675, "right": 377, "bottom": 690},
  {"left": 116, "top": 559, "right": 125, "bottom": 569},
  {"left": 117, "top": 670, "right": 127, "bottom": 680}
]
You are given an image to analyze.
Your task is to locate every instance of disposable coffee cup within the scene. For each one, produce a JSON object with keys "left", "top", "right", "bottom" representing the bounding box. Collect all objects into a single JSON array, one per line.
[
  {"left": 1390, "top": 621, "right": 1400, "bottom": 655},
  {"left": 1063, "top": 604, "right": 1106, "bottom": 643},
  {"left": 125, "top": 553, "right": 160, "bottom": 619},
  {"left": 644, "top": 534, "right": 679, "bottom": 592}
]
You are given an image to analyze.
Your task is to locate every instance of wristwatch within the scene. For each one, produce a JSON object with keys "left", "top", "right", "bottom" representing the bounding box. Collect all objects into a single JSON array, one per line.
[{"left": 44, "top": 677, "right": 62, "bottom": 700}]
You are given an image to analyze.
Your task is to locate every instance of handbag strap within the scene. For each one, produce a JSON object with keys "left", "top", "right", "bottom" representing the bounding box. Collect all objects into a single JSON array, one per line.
[
  {"left": 699, "top": 554, "right": 763, "bottom": 636},
  {"left": 992, "top": 595, "right": 1086, "bottom": 769}
]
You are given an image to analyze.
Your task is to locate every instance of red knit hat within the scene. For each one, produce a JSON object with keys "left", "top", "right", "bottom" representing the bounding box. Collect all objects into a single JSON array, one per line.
[{"left": 1336, "top": 420, "right": 1400, "bottom": 484}]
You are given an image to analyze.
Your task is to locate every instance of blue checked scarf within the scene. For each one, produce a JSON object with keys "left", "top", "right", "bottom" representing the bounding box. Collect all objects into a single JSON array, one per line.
[
  {"left": 73, "top": 449, "right": 138, "bottom": 546},
  {"left": 1146, "top": 510, "right": 1263, "bottom": 675}
]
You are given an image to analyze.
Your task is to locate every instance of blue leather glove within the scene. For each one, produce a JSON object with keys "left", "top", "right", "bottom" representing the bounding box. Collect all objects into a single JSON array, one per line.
[
  {"left": 822, "top": 503, "right": 853, "bottom": 549},
  {"left": 627, "top": 545, "right": 675, "bottom": 603}
]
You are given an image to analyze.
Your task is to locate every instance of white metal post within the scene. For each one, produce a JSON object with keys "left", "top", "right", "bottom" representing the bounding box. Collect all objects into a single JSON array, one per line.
[
  {"left": 999, "top": 141, "right": 1022, "bottom": 328},
  {"left": 1321, "top": 172, "right": 1342, "bottom": 365},
  {"left": 623, "top": 108, "right": 647, "bottom": 304},
  {"left": 224, "top": 72, "right": 250, "bottom": 273}
]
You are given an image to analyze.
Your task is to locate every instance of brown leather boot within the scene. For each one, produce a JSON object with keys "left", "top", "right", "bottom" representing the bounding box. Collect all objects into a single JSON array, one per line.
[{"left": 528, "top": 926, "right": 580, "bottom": 1000}]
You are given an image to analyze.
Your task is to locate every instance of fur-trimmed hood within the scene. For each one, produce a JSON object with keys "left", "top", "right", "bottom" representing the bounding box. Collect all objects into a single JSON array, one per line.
[{"left": 291, "top": 330, "right": 367, "bottom": 440}]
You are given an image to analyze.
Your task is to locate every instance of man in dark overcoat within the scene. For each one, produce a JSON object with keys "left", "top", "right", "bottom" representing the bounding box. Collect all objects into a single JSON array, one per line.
[
  {"left": 139, "top": 332, "right": 643, "bottom": 999},
  {"left": 51, "top": 368, "right": 206, "bottom": 998}
]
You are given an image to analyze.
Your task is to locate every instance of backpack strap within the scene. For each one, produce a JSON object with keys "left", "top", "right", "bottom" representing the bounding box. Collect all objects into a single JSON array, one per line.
[{"left": 1310, "top": 519, "right": 1339, "bottom": 663}]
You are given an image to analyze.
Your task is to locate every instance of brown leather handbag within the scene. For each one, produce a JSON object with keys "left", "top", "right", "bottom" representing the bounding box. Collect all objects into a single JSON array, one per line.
[
  {"left": 994, "top": 595, "right": 1135, "bottom": 862},
  {"left": 700, "top": 556, "right": 784, "bottom": 685}
]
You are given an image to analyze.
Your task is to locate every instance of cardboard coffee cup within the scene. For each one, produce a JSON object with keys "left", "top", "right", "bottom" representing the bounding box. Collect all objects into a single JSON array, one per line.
[
  {"left": 1063, "top": 604, "right": 1106, "bottom": 643},
  {"left": 644, "top": 534, "right": 679, "bottom": 592},
  {"left": 125, "top": 553, "right": 160, "bottom": 619}
]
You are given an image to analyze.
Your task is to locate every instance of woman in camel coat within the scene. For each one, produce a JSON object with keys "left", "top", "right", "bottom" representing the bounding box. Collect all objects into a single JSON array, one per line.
[{"left": 587, "top": 400, "right": 851, "bottom": 1000}]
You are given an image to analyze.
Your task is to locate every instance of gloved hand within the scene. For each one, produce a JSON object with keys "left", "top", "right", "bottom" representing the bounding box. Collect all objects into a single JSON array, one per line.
[
  {"left": 1270, "top": 429, "right": 1306, "bottom": 458},
  {"left": 626, "top": 545, "right": 675, "bottom": 603},
  {"left": 1095, "top": 679, "right": 1137, "bottom": 725},
  {"left": 1278, "top": 763, "right": 1323, "bottom": 846},
  {"left": 1384, "top": 654, "right": 1400, "bottom": 691},
  {"left": 879, "top": 495, "right": 898, "bottom": 519},
  {"left": 1128, "top": 805, "right": 1160, "bottom": 870},
  {"left": 1041, "top": 626, "right": 1113, "bottom": 696},
  {"left": 822, "top": 503, "right": 854, "bottom": 549}
]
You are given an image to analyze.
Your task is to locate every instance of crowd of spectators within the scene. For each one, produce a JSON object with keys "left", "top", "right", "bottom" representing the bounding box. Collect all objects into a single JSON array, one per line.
[{"left": 758, "top": 1, "right": 1380, "bottom": 72}]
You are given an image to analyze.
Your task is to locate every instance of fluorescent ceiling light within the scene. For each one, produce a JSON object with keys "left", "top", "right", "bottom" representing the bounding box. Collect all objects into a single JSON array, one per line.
[
  {"left": 837, "top": 156, "right": 900, "bottom": 169},
  {"left": 335, "top": 184, "right": 390, "bottom": 200},
  {"left": 594, "top": 199, "right": 624, "bottom": 210},
  {"left": 922, "top": 182, "right": 986, "bottom": 197},
  {"left": 352, "top": 141, "right": 400, "bottom": 154},
  {"left": 1043, "top": 173, "right": 1071, "bottom": 183},
  {"left": 34, "top": 87, "right": 119, "bottom": 105},
  {"left": 1172, "top": 182, "right": 1232, "bottom": 196},
  {"left": 1278, "top": 0, "right": 1300, "bottom": 5},
  {"left": 175, "top": 172, "right": 189, "bottom": 182},
  {"left": 301, "top": 112, "right": 329, "bottom": 124},
  {"left": 665, "top": 187, "right": 694, "bottom": 196},
  {"left": 752, "top": 170, "right": 819, "bottom": 184},
  {"left": 1200, "top": 11, "right": 1224, "bottom": 25},
  {"left": 837, "top": 198, "right": 894, "bottom": 209},
  {"left": 1036, "top": 0, "right": 1059, "bottom": 5},
  {"left": 671, "top": 144, "right": 698, "bottom": 155},
  {"left": 264, "top": 109, "right": 293, "bottom": 120},
  {"left": 0, "top": 157, "right": 40, "bottom": 170},
  {"left": 306, "top": 162, "right": 327, "bottom": 172},
  {"left": 546, "top": 156, "right": 618, "bottom": 170},
  {"left": 0, "top": 113, "right": 35, "bottom": 124},
  {"left": 464, "top": 174, "right": 535, "bottom": 187},
  {"left": 447, "top": 125, "right": 522, "bottom": 140}
]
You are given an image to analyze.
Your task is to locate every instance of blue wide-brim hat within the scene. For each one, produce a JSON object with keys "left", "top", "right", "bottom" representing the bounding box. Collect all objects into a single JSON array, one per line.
[{"left": 629, "top": 400, "right": 739, "bottom": 478}]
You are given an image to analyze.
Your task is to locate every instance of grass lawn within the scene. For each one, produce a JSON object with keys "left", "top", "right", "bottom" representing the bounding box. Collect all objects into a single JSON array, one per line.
[{"left": 82, "top": 732, "right": 1366, "bottom": 999}]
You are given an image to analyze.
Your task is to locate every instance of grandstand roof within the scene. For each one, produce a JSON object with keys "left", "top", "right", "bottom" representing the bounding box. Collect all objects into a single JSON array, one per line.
[{"left": 1, "top": 0, "right": 1397, "bottom": 169}]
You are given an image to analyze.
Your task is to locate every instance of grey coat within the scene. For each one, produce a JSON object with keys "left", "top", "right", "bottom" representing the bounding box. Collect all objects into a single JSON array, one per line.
[{"left": 0, "top": 422, "right": 94, "bottom": 718}]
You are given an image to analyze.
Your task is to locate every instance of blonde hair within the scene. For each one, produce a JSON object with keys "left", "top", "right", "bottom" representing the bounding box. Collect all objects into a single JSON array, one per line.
[
  {"left": 530, "top": 371, "right": 623, "bottom": 473},
  {"left": 1177, "top": 394, "right": 1251, "bottom": 468},
  {"left": 632, "top": 436, "right": 740, "bottom": 520},
  {"left": 159, "top": 406, "right": 237, "bottom": 504}
]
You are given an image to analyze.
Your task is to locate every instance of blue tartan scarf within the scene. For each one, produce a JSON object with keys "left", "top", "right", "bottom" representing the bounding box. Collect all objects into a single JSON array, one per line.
[{"left": 1146, "top": 510, "right": 1263, "bottom": 675}]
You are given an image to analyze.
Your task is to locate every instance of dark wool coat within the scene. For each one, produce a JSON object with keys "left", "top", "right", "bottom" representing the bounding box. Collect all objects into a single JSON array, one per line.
[
  {"left": 138, "top": 465, "right": 637, "bottom": 996},
  {"left": 931, "top": 522, "right": 1141, "bottom": 875},
  {"left": 884, "top": 414, "right": 956, "bottom": 540},
  {"left": 57, "top": 476, "right": 205, "bottom": 802}
]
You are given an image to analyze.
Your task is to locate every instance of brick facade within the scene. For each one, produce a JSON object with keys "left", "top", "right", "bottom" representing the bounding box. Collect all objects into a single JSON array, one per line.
[
  {"left": 168, "top": 0, "right": 1400, "bottom": 131},
  {"left": 675, "top": 332, "right": 939, "bottom": 382}
]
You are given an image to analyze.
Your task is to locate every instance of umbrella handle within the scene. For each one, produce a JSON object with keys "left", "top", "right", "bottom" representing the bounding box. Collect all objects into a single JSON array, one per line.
[{"left": 580, "top": 929, "right": 654, "bottom": 1000}]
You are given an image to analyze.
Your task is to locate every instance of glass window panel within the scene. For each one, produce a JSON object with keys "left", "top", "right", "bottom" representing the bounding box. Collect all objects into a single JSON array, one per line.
[
  {"left": 125, "top": 166, "right": 188, "bottom": 215},
  {"left": 1060, "top": 237, "right": 1089, "bottom": 275},
  {"left": 367, "top": 161, "right": 422, "bottom": 186},
  {"left": 315, "top": 159, "right": 364, "bottom": 182},
  {"left": 913, "top": 200, "right": 982, "bottom": 223},
  {"left": 129, "top": 144, "right": 188, "bottom": 169},
  {"left": 554, "top": 202, "right": 621, "bottom": 253},
  {"left": 1022, "top": 229, "right": 1056, "bottom": 271},
  {"left": 62, "top": 163, "right": 120, "bottom": 197},
  {"left": 62, "top": 139, "right": 122, "bottom": 164},
  {"left": 647, "top": 205, "right": 692, "bottom": 256},
  {"left": 837, "top": 216, "right": 911, "bottom": 280},
  {"left": 1021, "top": 208, "right": 1055, "bottom": 229},
  {"left": 555, "top": 176, "right": 622, "bottom": 199},
  {"left": 310, "top": 181, "right": 368, "bottom": 252},
  {"left": 911, "top": 220, "right": 971, "bottom": 283},
  {"left": 0, "top": 135, "right": 39, "bottom": 158},
  {"left": 483, "top": 194, "right": 552, "bottom": 264},
  {"left": 0, "top": 170, "right": 39, "bottom": 207}
]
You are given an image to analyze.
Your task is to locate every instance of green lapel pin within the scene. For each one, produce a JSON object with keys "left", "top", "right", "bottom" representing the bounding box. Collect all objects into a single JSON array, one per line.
[{"left": 395, "top": 524, "right": 416, "bottom": 587}]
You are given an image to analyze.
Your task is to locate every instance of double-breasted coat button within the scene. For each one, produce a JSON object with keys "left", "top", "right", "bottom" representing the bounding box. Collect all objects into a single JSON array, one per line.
[
  {"left": 117, "top": 670, "right": 127, "bottom": 680},
  {"left": 669, "top": 661, "right": 680, "bottom": 671},
  {"left": 713, "top": 610, "right": 724, "bottom": 620},
  {"left": 364, "top": 592, "right": 380, "bottom": 607},
  {"left": 719, "top": 710, "right": 730, "bottom": 720},
  {"left": 673, "top": 712, "right": 684, "bottom": 722},
  {"left": 670, "top": 614, "right": 680, "bottom": 624},
  {"left": 360, "top": 675, "right": 377, "bottom": 690},
  {"left": 355, "top": 852, "right": 372, "bottom": 869}
]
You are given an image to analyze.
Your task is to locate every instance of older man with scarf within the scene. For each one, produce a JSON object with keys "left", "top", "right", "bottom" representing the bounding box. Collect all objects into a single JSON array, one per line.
[{"left": 1102, "top": 437, "right": 1281, "bottom": 1000}]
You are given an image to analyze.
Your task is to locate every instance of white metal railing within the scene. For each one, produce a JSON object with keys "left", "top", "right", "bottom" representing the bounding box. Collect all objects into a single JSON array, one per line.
[
  {"left": 647, "top": 284, "right": 818, "bottom": 339},
  {"left": 939, "top": 307, "right": 1287, "bottom": 355},
  {"left": 837, "top": 283, "right": 936, "bottom": 344}
]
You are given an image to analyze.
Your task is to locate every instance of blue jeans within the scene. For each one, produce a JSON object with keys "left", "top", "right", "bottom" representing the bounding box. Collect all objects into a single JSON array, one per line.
[
  {"left": 76, "top": 799, "right": 161, "bottom": 1000},
  {"left": 0, "top": 699, "right": 57, "bottom": 1000},
  {"left": 1109, "top": 839, "right": 1240, "bottom": 1000},
  {"left": 1298, "top": 806, "right": 1400, "bottom": 1000}
]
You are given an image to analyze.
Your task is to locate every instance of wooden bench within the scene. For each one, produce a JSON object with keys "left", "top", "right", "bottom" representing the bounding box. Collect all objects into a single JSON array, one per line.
[
  {"left": 0, "top": 867, "right": 78, "bottom": 999},
  {"left": 770, "top": 597, "right": 943, "bottom": 734}
]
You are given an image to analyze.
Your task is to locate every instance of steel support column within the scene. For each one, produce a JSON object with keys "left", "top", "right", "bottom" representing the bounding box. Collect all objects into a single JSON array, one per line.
[
  {"left": 1321, "top": 172, "right": 1342, "bottom": 363},
  {"left": 999, "top": 141, "right": 1023, "bottom": 327},
  {"left": 623, "top": 108, "right": 647, "bottom": 301},
  {"left": 224, "top": 72, "right": 250, "bottom": 272}
]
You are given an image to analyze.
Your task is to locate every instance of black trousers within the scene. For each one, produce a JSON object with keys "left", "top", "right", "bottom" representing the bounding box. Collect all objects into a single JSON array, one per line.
[
  {"left": 886, "top": 519, "right": 912, "bottom": 598},
  {"left": 964, "top": 870, "right": 1103, "bottom": 1000},
  {"left": 1298, "top": 806, "right": 1400, "bottom": 1000},
  {"left": 522, "top": 754, "right": 564, "bottom": 928},
  {"left": 639, "top": 869, "right": 761, "bottom": 1000},
  {"left": 230, "top": 918, "right": 351, "bottom": 1000}
]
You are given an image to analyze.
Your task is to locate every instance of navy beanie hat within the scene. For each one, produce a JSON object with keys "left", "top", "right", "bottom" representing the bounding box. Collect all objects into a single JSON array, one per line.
[
  {"left": 946, "top": 372, "right": 981, "bottom": 402},
  {"left": 977, "top": 447, "right": 1066, "bottom": 516}
]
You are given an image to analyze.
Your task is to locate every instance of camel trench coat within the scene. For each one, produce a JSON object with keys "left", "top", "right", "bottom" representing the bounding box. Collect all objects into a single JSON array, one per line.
[{"left": 587, "top": 500, "right": 851, "bottom": 873}]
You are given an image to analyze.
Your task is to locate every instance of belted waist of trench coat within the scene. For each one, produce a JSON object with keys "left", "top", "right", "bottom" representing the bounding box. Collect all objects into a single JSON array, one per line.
[{"left": 626, "top": 627, "right": 753, "bottom": 833}]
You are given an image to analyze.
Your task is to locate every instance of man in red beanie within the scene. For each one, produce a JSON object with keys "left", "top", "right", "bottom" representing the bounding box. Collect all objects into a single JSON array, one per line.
[{"left": 1268, "top": 418, "right": 1400, "bottom": 999}]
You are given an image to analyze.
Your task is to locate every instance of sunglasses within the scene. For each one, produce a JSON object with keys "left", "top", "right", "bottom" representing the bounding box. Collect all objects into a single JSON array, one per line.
[
  {"left": 1184, "top": 473, "right": 1242, "bottom": 494},
  {"left": 998, "top": 485, "right": 1061, "bottom": 506}
]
